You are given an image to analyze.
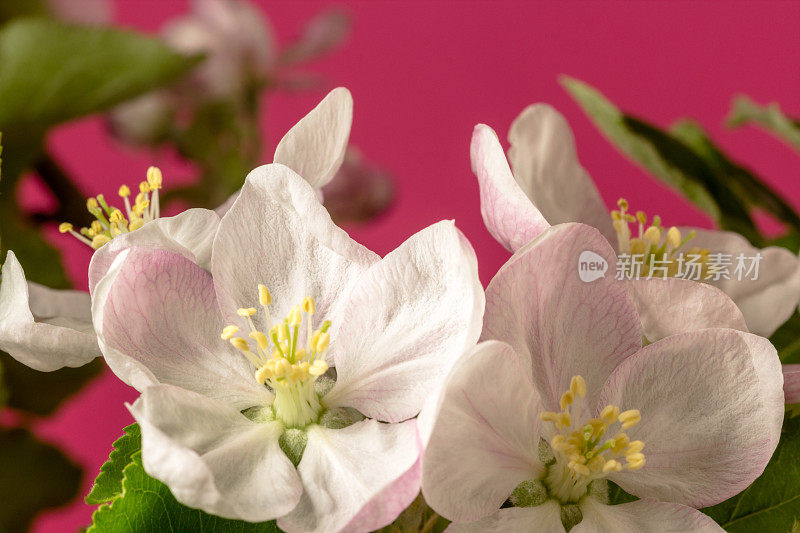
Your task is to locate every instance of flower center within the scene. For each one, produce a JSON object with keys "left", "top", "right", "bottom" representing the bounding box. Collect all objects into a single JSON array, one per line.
[
  {"left": 539, "top": 376, "right": 645, "bottom": 503},
  {"left": 611, "top": 197, "right": 708, "bottom": 278},
  {"left": 59, "top": 166, "right": 163, "bottom": 249},
  {"left": 222, "top": 285, "right": 330, "bottom": 429}
]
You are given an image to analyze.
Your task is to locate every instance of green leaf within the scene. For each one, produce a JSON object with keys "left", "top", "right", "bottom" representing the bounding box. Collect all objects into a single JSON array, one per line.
[
  {"left": 769, "top": 311, "right": 800, "bottom": 363},
  {"left": 670, "top": 120, "right": 800, "bottom": 233},
  {"left": 0, "top": 351, "right": 103, "bottom": 416},
  {"left": 0, "top": 426, "right": 82, "bottom": 533},
  {"left": 88, "top": 452, "right": 279, "bottom": 533},
  {"left": 0, "top": 205, "right": 69, "bottom": 289},
  {"left": 560, "top": 76, "right": 760, "bottom": 244},
  {"left": 86, "top": 424, "right": 141, "bottom": 505},
  {"left": 728, "top": 96, "right": 800, "bottom": 153},
  {"left": 0, "top": 19, "right": 200, "bottom": 132},
  {"left": 702, "top": 415, "right": 800, "bottom": 531}
]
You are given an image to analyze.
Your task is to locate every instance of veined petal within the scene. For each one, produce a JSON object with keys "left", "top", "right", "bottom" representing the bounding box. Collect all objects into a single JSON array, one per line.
[
  {"left": 89, "top": 208, "right": 220, "bottom": 294},
  {"left": 600, "top": 329, "right": 783, "bottom": 508},
  {"left": 323, "top": 221, "right": 484, "bottom": 422},
  {"left": 483, "top": 223, "right": 641, "bottom": 411},
  {"left": 93, "top": 247, "right": 271, "bottom": 409},
  {"left": 629, "top": 277, "right": 748, "bottom": 343},
  {"left": 0, "top": 251, "right": 99, "bottom": 371},
  {"left": 277, "top": 419, "right": 419, "bottom": 533},
  {"left": 471, "top": 124, "right": 550, "bottom": 252},
  {"left": 274, "top": 87, "right": 353, "bottom": 189},
  {"left": 445, "top": 503, "right": 565, "bottom": 533},
  {"left": 784, "top": 364, "right": 800, "bottom": 404},
  {"left": 422, "top": 341, "right": 544, "bottom": 523},
  {"left": 573, "top": 497, "right": 723, "bottom": 532},
  {"left": 130, "top": 385, "right": 301, "bottom": 522},
  {"left": 508, "top": 104, "right": 616, "bottom": 246},
  {"left": 683, "top": 227, "right": 800, "bottom": 336},
  {"left": 211, "top": 164, "right": 377, "bottom": 334}
]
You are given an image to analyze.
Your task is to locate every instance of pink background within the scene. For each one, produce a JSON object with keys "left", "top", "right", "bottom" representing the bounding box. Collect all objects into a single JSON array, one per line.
[{"left": 22, "top": 1, "right": 800, "bottom": 530}]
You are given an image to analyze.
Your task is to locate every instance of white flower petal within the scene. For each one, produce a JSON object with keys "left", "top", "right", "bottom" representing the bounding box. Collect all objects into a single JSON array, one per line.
[
  {"left": 277, "top": 419, "right": 419, "bottom": 533},
  {"left": 131, "top": 384, "right": 301, "bottom": 522},
  {"left": 93, "top": 247, "right": 271, "bottom": 409},
  {"left": 445, "top": 503, "right": 565, "bottom": 533},
  {"left": 573, "top": 497, "right": 723, "bottom": 532},
  {"left": 508, "top": 104, "right": 616, "bottom": 245},
  {"left": 274, "top": 87, "right": 353, "bottom": 189},
  {"left": 323, "top": 221, "right": 484, "bottom": 422},
  {"left": 88, "top": 208, "right": 220, "bottom": 293},
  {"left": 784, "top": 364, "right": 800, "bottom": 404},
  {"left": 471, "top": 124, "right": 551, "bottom": 252},
  {"left": 211, "top": 164, "right": 377, "bottom": 331},
  {"left": 683, "top": 227, "right": 800, "bottom": 336},
  {"left": 483, "top": 223, "right": 641, "bottom": 411},
  {"left": 422, "top": 341, "right": 544, "bottom": 523},
  {"left": 0, "top": 251, "right": 99, "bottom": 371},
  {"left": 600, "top": 329, "right": 783, "bottom": 508},
  {"left": 628, "top": 277, "right": 748, "bottom": 342}
]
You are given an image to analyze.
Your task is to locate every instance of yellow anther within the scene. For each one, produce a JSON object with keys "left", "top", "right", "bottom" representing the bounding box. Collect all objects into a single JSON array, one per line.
[
  {"left": 560, "top": 390, "right": 574, "bottom": 410},
  {"left": 258, "top": 284, "right": 272, "bottom": 306},
  {"left": 625, "top": 441, "right": 645, "bottom": 454},
  {"left": 146, "top": 166, "right": 163, "bottom": 189},
  {"left": 109, "top": 209, "right": 125, "bottom": 223},
  {"left": 618, "top": 410, "right": 642, "bottom": 429},
  {"left": 600, "top": 405, "right": 620, "bottom": 424},
  {"left": 58, "top": 222, "right": 73, "bottom": 233},
  {"left": 602, "top": 460, "right": 622, "bottom": 473},
  {"left": 230, "top": 337, "right": 250, "bottom": 352},
  {"left": 611, "top": 210, "right": 621, "bottom": 221},
  {"left": 275, "top": 358, "right": 292, "bottom": 378},
  {"left": 237, "top": 307, "right": 257, "bottom": 317},
  {"left": 118, "top": 185, "right": 131, "bottom": 198},
  {"left": 611, "top": 433, "right": 630, "bottom": 454},
  {"left": 629, "top": 239, "right": 647, "bottom": 256},
  {"left": 129, "top": 218, "right": 143, "bottom": 231},
  {"left": 666, "top": 226, "right": 681, "bottom": 249},
  {"left": 309, "top": 360, "right": 329, "bottom": 376},
  {"left": 139, "top": 181, "right": 151, "bottom": 194},
  {"left": 86, "top": 197, "right": 99, "bottom": 211},
  {"left": 570, "top": 376, "right": 586, "bottom": 398},
  {"left": 91, "top": 234, "right": 111, "bottom": 249},
  {"left": 220, "top": 325, "right": 239, "bottom": 340},
  {"left": 557, "top": 412, "right": 572, "bottom": 429},
  {"left": 572, "top": 463, "right": 591, "bottom": 476},
  {"left": 626, "top": 452, "right": 645, "bottom": 463},
  {"left": 540, "top": 411, "right": 558, "bottom": 422},
  {"left": 636, "top": 211, "right": 646, "bottom": 225},
  {"left": 255, "top": 365, "right": 272, "bottom": 385},
  {"left": 624, "top": 214, "right": 636, "bottom": 223},
  {"left": 302, "top": 296, "right": 316, "bottom": 314},
  {"left": 288, "top": 306, "right": 302, "bottom": 326},
  {"left": 278, "top": 323, "right": 289, "bottom": 341},
  {"left": 617, "top": 198, "right": 629, "bottom": 210},
  {"left": 642, "top": 226, "right": 661, "bottom": 246},
  {"left": 249, "top": 331, "right": 269, "bottom": 350},
  {"left": 315, "top": 331, "right": 330, "bottom": 353}
]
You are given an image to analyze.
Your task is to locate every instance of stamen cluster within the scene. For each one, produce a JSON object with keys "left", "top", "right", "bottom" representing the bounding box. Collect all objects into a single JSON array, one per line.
[{"left": 59, "top": 166, "right": 163, "bottom": 249}]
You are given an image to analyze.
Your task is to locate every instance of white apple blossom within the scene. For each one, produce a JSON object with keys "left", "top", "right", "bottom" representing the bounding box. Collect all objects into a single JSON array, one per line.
[
  {"left": 89, "top": 162, "right": 484, "bottom": 531},
  {"left": 422, "top": 222, "right": 784, "bottom": 532},
  {"left": 471, "top": 104, "right": 800, "bottom": 338}
]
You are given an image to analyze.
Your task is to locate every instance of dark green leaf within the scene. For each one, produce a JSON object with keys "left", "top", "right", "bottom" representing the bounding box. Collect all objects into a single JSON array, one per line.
[
  {"left": 88, "top": 452, "right": 278, "bottom": 533},
  {"left": 727, "top": 96, "right": 800, "bottom": 153},
  {"left": 0, "top": 1, "right": 47, "bottom": 24},
  {"left": 769, "top": 312, "right": 800, "bottom": 363},
  {"left": 702, "top": 415, "right": 800, "bottom": 531},
  {"left": 560, "top": 76, "right": 760, "bottom": 244},
  {"left": 0, "top": 360, "right": 7, "bottom": 409},
  {"left": 0, "top": 426, "right": 82, "bottom": 533},
  {"left": 0, "top": 19, "right": 200, "bottom": 131},
  {"left": 0, "top": 205, "right": 69, "bottom": 289},
  {"left": 606, "top": 481, "right": 638, "bottom": 505},
  {"left": 0, "top": 352, "right": 103, "bottom": 416},
  {"left": 86, "top": 424, "right": 141, "bottom": 505}
]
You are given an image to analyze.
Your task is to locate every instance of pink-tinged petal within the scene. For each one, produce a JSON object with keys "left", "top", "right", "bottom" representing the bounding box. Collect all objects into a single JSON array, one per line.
[
  {"left": 93, "top": 247, "right": 271, "bottom": 409},
  {"left": 784, "top": 364, "right": 800, "bottom": 404},
  {"left": 600, "top": 328, "right": 783, "bottom": 508},
  {"left": 89, "top": 208, "right": 220, "bottom": 294},
  {"left": 274, "top": 87, "right": 353, "bottom": 189},
  {"left": 211, "top": 164, "right": 377, "bottom": 332},
  {"left": 0, "top": 251, "right": 99, "bottom": 371},
  {"left": 277, "top": 419, "right": 419, "bottom": 533},
  {"left": 446, "top": 503, "right": 565, "bottom": 533},
  {"left": 629, "top": 277, "right": 748, "bottom": 343},
  {"left": 483, "top": 223, "right": 641, "bottom": 411},
  {"left": 130, "top": 385, "right": 301, "bottom": 522},
  {"left": 471, "top": 124, "right": 550, "bottom": 252},
  {"left": 323, "top": 221, "right": 484, "bottom": 422},
  {"left": 340, "top": 454, "right": 422, "bottom": 532},
  {"left": 422, "top": 341, "right": 543, "bottom": 523},
  {"left": 508, "top": 104, "right": 616, "bottom": 246},
  {"left": 573, "top": 497, "right": 723, "bottom": 532},
  {"left": 684, "top": 227, "right": 800, "bottom": 336}
]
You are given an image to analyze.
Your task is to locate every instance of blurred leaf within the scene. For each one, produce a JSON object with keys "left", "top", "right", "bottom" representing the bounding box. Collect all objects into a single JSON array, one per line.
[
  {"left": 770, "top": 311, "right": 800, "bottom": 363},
  {"left": 0, "top": 1, "right": 47, "bottom": 24},
  {"left": 0, "top": 19, "right": 200, "bottom": 131},
  {"left": 88, "top": 452, "right": 278, "bottom": 533},
  {"left": 0, "top": 360, "right": 7, "bottom": 408},
  {"left": 561, "top": 76, "right": 760, "bottom": 244},
  {"left": 702, "top": 415, "right": 800, "bottom": 531},
  {"left": 0, "top": 352, "right": 103, "bottom": 416},
  {"left": 378, "top": 492, "right": 449, "bottom": 533},
  {"left": 769, "top": 232, "right": 800, "bottom": 255},
  {"left": 671, "top": 120, "right": 800, "bottom": 233},
  {"left": 0, "top": 205, "right": 69, "bottom": 289},
  {"left": 728, "top": 95, "right": 800, "bottom": 153},
  {"left": 0, "top": 426, "right": 82, "bottom": 533},
  {"left": 86, "top": 424, "right": 141, "bottom": 505}
]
